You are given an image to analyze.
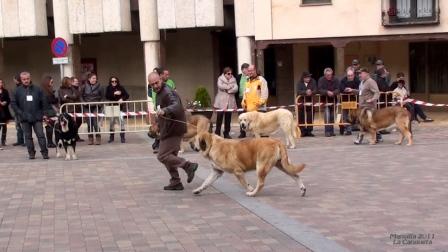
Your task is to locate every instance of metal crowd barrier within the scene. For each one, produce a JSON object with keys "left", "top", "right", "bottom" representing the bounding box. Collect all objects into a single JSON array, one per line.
[
  {"left": 59, "top": 100, "right": 150, "bottom": 135},
  {"left": 295, "top": 91, "right": 404, "bottom": 138}
]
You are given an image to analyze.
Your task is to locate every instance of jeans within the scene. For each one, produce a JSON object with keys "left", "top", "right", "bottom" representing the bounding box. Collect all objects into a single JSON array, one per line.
[
  {"left": 21, "top": 121, "right": 48, "bottom": 155},
  {"left": 109, "top": 113, "right": 125, "bottom": 131},
  {"left": 343, "top": 110, "right": 352, "bottom": 132},
  {"left": 15, "top": 119, "right": 24, "bottom": 144},
  {"left": 86, "top": 106, "right": 101, "bottom": 137},
  {"left": 324, "top": 106, "right": 335, "bottom": 133}
]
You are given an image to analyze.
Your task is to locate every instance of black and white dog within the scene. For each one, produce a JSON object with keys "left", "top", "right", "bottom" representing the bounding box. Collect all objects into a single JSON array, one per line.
[{"left": 54, "top": 113, "right": 78, "bottom": 160}]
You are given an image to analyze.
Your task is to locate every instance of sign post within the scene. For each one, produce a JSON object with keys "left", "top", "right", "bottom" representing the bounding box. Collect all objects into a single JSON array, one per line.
[{"left": 51, "top": 37, "right": 69, "bottom": 79}]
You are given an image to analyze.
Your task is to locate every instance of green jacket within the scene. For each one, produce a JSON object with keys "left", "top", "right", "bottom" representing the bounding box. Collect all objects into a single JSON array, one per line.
[{"left": 152, "top": 79, "right": 175, "bottom": 106}]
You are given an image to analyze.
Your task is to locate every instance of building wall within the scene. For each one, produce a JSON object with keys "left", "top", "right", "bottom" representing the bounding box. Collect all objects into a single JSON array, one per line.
[
  {"left": 164, "top": 29, "right": 215, "bottom": 106},
  {"left": 257, "top": 0, "right": 448, "bottom": 40},
  {"left": 2, "top": 30, "right": 215, "bottom": 104}
]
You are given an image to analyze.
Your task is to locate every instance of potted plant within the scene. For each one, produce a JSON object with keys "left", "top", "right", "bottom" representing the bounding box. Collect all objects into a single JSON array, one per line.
[
  {"left": 186, "top": 86, "right": 213, "bottom": 120},
  {"left": 387, "top": 6, "right": 398, "bottom": 22}
]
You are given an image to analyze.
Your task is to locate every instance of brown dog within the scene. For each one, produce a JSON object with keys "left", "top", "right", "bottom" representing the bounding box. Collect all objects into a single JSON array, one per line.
[
  {"left": 348, "top": 106, "right": 412, "bottom": 146},
  {"left": 148, "top": 113, "right": 211, "bottom": 153},
  {"left": 192, "top": 132, "right": 306, "bottom": 197}
]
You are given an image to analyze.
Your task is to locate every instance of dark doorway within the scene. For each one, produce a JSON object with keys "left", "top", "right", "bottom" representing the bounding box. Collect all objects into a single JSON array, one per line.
[
  {"left": 264, "top": 46, "right": 277, "bottom": 96},
  {"left": 308, "top": 45, "right": 335, "bottom": 80},
  {"left": 409, "top": 41, "right": 448, "bottom": 94}
]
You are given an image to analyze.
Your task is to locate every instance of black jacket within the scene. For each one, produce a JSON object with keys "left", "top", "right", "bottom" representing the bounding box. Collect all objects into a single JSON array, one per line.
[
  {"left": 11, "top": 83, "right": 50, "bottom": 123},
  {"left": 155, "top": 83, "right": 187, "bottom": 140},
  {"left": 0, "top": 88, "right": 13, "bottom": 122},
  {"left": 80, "top": 83, "right": 104, "bottom": 103},
  {"left": 58, "top": 86, "right": 81, "bottom": 113},
  {"left": 296, "top": 78, "right": 317, "bottom": 103},
  {"left": 317, "top": 76, "right": 340, "bottom": 103},
  {"left": 340, "top": 76, "right": 360, "bottom": 102},
  {"left": 105, "top": 85, "right": 130, "bottom": 111}
]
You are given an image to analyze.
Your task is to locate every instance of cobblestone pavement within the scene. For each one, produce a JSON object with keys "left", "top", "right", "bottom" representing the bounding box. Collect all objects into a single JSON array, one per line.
[{"left": 0, "top": 121, "right": 447, "bottom": 251}]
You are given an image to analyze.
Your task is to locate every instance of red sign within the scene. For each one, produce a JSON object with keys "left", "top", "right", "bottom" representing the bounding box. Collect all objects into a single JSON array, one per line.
[{"left": 51, "top": 37, "right": 68, "bottom": 57}]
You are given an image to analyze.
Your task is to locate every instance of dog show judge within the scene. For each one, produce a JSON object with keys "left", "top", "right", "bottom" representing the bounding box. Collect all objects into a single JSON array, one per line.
[{"left": 344, "top": 67, "right": 381, "bottom": 144}]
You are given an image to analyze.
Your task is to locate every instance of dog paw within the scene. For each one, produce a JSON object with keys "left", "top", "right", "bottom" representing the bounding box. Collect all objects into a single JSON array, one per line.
[
  {"left": 246, "top": 191, "right": 256, "bottom": 197},
  {"left": 178, "top": 150, "right": 184, "bottom": 154},
  {"left": 288, "top": 146, "right": 295, "bottom": 149},
  {"left": 394, "top": 142, "right": 402, "bottom": 145},
  {"left": 65, "top": 157, "right": 71, "bottom": 161},
  {"left": 406, "top": 143, "right": 412, "bottom": 147},
  {"left": 247, "top": 185, "right": 254, "bottom": 192},
  {"left": 369, "top": 142, "right": 376, "bottom": 145},
  {"left": 301, "top": 188, "right": 306, "bottom": 197},
  {"left": 72, "top": 155, "right": 78, "bottom": 160},
  {"left": 56, "top": 153, "right": 61, "bottom": 158},
  {"left": 193, "top": 188, "right": 202, "bottom": 195}
]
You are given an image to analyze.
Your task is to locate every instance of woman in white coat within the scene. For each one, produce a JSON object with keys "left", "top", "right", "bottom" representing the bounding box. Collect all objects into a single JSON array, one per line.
[{"left": 213, "top": 67, "right": 238, "bottom": 139}]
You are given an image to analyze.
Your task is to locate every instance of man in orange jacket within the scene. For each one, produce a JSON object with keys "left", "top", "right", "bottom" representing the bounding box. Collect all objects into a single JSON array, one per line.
[{"left": 241, "top": 65, "right": 269, "bottom": 112}]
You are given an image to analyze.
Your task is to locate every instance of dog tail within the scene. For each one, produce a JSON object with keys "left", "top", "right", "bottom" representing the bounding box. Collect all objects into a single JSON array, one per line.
[
  {"left": 279, "top": 142, "right": 306, "bottom": 175},
  {"left": 292, "top": 120, "right": 298, "bottom": 138}
]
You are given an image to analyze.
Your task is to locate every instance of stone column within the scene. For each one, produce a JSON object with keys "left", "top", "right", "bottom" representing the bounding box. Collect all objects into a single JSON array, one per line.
[
  {"left": 53, "top": 0, "right": 74, "bottom": 80},
  {"left": 331, "top": 40, "right": 349, "bottom": 78},
  {"left": 237, "top": 36, "right": 252, "bottom": 70},
  {"left": 234, "top": 0, "right": 255, "bottom": 72},
  {"left": 139, "top": 0, "right": 160, "bottom": 123}
]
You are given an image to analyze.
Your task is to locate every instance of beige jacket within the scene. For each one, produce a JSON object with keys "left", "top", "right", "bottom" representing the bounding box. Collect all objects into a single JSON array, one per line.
[
  {"left": 213, "top": 74, "right": 238, "bottom": 109},
  {"left": 355, "top": 77, "right": 380, "bottom": 109}
]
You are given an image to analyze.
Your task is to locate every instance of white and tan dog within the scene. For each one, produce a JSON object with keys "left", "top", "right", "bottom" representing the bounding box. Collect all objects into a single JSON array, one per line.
[
  {"left": 192, "top": 132, "right": 306, "bottom": 197},
  {"left": 238, "top": 108, "right": 297, "bottom": 148}
]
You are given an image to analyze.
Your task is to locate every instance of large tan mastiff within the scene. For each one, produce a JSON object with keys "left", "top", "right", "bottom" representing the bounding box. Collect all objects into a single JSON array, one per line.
[{"left": 192, "top": 132, "right": 306, "bottom": 197}]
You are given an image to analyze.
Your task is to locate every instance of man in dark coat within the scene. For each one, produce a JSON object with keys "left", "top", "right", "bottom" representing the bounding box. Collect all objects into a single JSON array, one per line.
[
  {"left": 148, "top": 72, "right": 198, "bottom": 191},
  {"left": 296, "top": 71, "right": 317, "bottom": 137},
  {"left": 12, "top": 74, "right": 25, "bottom": 146},
  {"left": 11, "top": 72, "right": 50, "bottom": 159},
  {"left": 317, "top": 68, "right": 340, "bottom": 137}
]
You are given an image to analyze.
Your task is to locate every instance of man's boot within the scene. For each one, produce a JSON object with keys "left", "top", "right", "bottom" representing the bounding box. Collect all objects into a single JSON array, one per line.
[
  {"left": 120, "top": 130, "right": 125, "bottom": 143},
  {"left": 108, "top": 131, "right": 114, "bottom": 143},
  {"left": 95, "top": 134, "right": 101, "bottom": 145},
  {"left": 238, "top": 131, "right": 246, "bottom": 139},
  {"left": 88, "top": 135, "right": 94, "bottom": 145},
  {"left": 354, "top": 134, "right": 364, "bottom": 145},
  {"left": 1, "top": 134, "right": 6, "bottom": 146}
]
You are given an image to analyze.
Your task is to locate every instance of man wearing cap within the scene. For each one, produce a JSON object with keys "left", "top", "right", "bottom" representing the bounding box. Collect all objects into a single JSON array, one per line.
[
  {"left": 374, "top": 60, "right": 391, "bottom": 85},
  {"left": 352, "top": 59, "right": 361, "bottom": 78},
  {"left": 344, "top": 67, "right": 382, "bottom": 144},
  {"left": 297, "top": 71, "right": 317, "bottom": 137}
]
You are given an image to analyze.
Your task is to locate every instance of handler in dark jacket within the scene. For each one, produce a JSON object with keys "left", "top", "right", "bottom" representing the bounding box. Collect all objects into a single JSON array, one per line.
[
  {"left": 11, "top": 72, "right": 50, "bottom": 159},
  {"left": 105, "top": 76, "right": 129, "bottom": 143},
  {"left": 296, "top": 71, "right": 317, "bottom": 137},
  {"left": 148, "top": 72, "right": 198, "bottom": 191},
  {"left": 318, "top": 68, "right": 340, "bottom": 137}
]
